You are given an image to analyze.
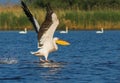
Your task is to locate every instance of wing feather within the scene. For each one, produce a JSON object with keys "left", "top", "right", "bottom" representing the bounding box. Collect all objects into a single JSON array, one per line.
[
  {"left": 21, "top": 1, "right": 59, "bottom": 48},
  {"left": 38, "top": 4, "right": 59, "bottom": 47},
  {"left": 38, "top": 13, "right": 59, "bottom": 47},
  {"left": 21, "top": 1, "right": 40, "bottom": 33}
]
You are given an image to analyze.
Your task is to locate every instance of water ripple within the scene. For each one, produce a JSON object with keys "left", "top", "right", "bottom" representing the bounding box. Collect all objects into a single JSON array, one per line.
[{"left": 0, "top": 76, "right": 24, "bottom": 80}]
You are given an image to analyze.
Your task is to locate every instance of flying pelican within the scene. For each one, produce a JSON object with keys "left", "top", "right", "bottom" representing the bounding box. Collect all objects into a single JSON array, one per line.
[{"left": 21, "top": 1, "right": 70, "bottom": 62}]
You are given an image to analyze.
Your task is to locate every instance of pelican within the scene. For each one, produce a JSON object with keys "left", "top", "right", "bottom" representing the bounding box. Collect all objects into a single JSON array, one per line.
[
  {"left": 19, "top": 28, "right": 27, "bottom": 34},
  {"left": 60, "top": 26, "right": 68, "bottom": 34},
  {"left": 21, "top": 1, "right": 70, "bottom": 62},
  {"left": 96, "top": 28, "right": 104, "bottom": 34}
]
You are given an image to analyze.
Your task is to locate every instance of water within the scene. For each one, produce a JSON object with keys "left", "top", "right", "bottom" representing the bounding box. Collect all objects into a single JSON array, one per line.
[{"left": 0, "top": 31, "right": 120, "bottom": 83}]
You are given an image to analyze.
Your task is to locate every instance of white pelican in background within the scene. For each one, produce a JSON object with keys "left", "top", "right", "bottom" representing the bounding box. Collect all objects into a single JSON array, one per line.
[
  {"left": 21, "top": 1, "right": 70, "bottom": 62},
  {"left": 96, "top": 28, "right": 104, "bottom": 34},
  {"left": 19, "top": 28, "right": 27, "bottom": 34},
  {"left": 60, "top": 26, "right": 68, "bottom": 33}
]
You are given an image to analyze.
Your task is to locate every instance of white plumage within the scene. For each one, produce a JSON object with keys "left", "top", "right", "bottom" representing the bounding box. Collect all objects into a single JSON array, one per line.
[
  {"left": 31, "top": 13, "right": 59, "bottom": 61},
  {"left": 96, "top": 28, "right": 104, "bottom": 34},
  {"left": 19, "top": 28, "right": 27, "bottom": 34},
  {"left": 21, "top": 1, "right": 63, "bottom": 62},
  {"left": 60, "top": 26, "right": 68, "bottom": 34}
]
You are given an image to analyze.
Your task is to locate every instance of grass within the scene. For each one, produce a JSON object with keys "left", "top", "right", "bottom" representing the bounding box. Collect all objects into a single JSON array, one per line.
[
  {"left": 0, "top": 6, "right": 120, "bottom": 30},
  {"left": 63, "top": 10, "right": 120, "bottom": 30}
]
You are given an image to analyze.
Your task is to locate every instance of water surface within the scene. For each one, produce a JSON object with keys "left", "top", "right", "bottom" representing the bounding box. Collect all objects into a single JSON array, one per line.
[{"left": 0, "top": 31, "right": 120, "bottom": 83}]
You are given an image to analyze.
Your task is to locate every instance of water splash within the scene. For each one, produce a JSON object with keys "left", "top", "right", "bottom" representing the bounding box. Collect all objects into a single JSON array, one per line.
[
  {"left": 0, "top": 58, "right": 18, "bottom": 64},
  {"left": 39, "top": 62, "right": 65, "bottom": 68}
]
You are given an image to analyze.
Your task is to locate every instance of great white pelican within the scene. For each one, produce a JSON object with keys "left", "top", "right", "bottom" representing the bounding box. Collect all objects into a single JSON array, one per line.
[{"left": 21, "top": 1, "right": 70, "bottom": 62}]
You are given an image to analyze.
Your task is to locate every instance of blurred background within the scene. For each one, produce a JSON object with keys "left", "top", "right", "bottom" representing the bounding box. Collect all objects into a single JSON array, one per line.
[{"left": 0, "top": 0, "right": 120, "bottom": 31}]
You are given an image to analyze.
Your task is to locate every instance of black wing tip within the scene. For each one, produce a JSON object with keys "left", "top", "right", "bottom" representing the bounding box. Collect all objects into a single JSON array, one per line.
[
  {"left": 21, "top": 0, "right": 32, "bottom": 16},
  {"left": 46, "top": 3, "right": 53, "bottom": 13},
  {"left": 21, "top": 0, "right": 26, "bottom": 8},
  {"left": 21, "top": 0, "right": 24, "bottom": 5},
  {"left": 21, "top": 0, "right": 40, "bottom": 33},
  {"left": 46, "top": 3, "right": 50, "bottom": 7}
]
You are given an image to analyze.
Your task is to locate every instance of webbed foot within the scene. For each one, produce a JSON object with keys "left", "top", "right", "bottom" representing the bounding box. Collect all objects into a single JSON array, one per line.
[{"left": 40, "top": 60, "right": 54, "bottom": 63}]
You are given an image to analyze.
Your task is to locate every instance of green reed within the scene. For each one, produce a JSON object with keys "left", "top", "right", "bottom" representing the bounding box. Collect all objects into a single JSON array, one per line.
[
  {"left": 0, "top": 7, "right": 120, "bottom": 30},
  {"left": 63, "top": 10, "right": 120, "bottom": 30},
  {"left": 0, "top": 12, "right": 31, "bottom": 30}
]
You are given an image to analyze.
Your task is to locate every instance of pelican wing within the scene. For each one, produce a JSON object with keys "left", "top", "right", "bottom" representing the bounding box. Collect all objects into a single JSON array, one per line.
[
  {"left": 21, "top": 1, "right": 40, "bottom": 33},
  {"left": 38, "top": 4, "right": 59, "bottom": 47}
]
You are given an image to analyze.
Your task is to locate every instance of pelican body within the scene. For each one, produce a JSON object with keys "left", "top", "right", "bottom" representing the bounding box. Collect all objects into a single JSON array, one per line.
[{"left": 21, "top": 1, "right": 69, "bottom": 62}]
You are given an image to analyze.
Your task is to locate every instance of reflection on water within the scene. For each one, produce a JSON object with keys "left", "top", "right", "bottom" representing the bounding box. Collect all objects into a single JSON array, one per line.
[
  {"left": 39, "top": 62, "right": 64, "bottom": 68},
  {"left": 38, "top": 62, "right": 65, "bottom": 80}
]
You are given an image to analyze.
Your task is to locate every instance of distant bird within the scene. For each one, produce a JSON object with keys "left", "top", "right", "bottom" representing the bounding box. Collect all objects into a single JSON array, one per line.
[
  {"left": 21, "top": 1, "right": 70, "bottom": 62},
  {"left": 60, "top": 26, "right": 68, "bottom": 34},
  {"left": 96, "top": 28, "right": 104, "bottom": 34},
  {"left": 19, "top": 28, "right": 27, "bottom": 34}
]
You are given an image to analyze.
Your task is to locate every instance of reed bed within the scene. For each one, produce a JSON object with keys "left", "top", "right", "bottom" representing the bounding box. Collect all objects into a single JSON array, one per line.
[{"left": 0, "top": 6, "right": 120, "bottom": 30}]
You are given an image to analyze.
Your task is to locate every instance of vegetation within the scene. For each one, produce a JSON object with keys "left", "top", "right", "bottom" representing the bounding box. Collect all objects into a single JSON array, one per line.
[
  {"left": 23, "top": 0, "right": 120, "bottom": 10},
  {"left": 1, "top": 0, "right": 120, "bottom": 30}
]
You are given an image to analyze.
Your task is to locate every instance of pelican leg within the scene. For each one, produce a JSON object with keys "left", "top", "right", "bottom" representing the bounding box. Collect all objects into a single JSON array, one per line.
[
  {"left": 43, "top": 55, "right": 50, "bottom": 62},
  {"left": 45, "top": 55, "right": 48, "bottom": 61},
  {"left": 40, "top": 57, "right": 45, "bottom": 62}
]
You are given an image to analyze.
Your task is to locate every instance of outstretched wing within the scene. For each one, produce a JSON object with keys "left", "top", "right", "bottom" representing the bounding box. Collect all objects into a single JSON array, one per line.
[
  {"left": 37, "top": 3, "right": 53, "bottom": 41},
  {"left": 38, "top": 4, "right": 59, "bottom": 47},
  {"left": 21, "top": 1, "right": 59, "bottom": 48},
  {"left": 21, "top": 1, "right": 40, "bottom": 33}
]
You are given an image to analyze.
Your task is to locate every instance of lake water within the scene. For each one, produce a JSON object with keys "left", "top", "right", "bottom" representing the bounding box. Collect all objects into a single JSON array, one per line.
[{"left": 0, "top": 31, "right": 120, "bottom": 83}]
